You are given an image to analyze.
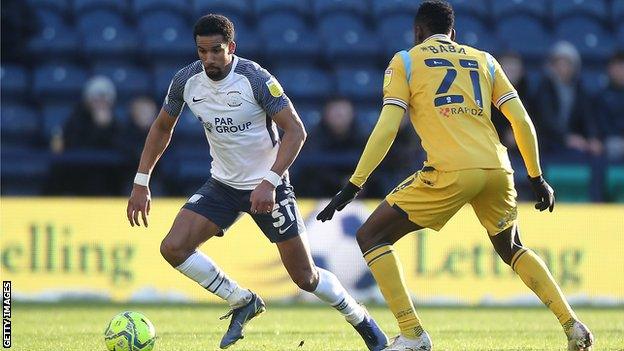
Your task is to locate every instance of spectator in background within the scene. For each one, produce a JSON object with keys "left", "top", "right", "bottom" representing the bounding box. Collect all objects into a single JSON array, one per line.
[
  {"left": 296, "top": 97, "right": 366, "bottom": 197},
  {"left": 1, "top": 0, "right": 38, "bottom": 63},
  {"left": 599, "top": 52, "right": 624, "bottom": 161},
  {"left": 45, "top": 76, "right": 125, "bottom": 195},
  {"left": 533, "top": 41, "right": 602, "bottom": 157},
  {"left": 491, "top": 52, "right": 534, "bottom": 151}
]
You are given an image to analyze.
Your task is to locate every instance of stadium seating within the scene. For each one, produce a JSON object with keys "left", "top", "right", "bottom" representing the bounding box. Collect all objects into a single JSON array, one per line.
[
  {"left": 295, "top": 103, "right": 323, "bottom": 129},
  {"left": 72, "top": 0, "right": 127, "bottom": 15},
  {"left": 193, "top": 0, "right": 251, "bottom": 21},
  {"left": 92, "top": 64, "right": 152, "bottom": 100},
  {"left": 581, "top": 68, "right": 609, "bottom": 95},
  {"left": 447, "top": 0, "right": 489, "bottom": 20},
  {"left": 28, "top": 0, "right": 70, "bottom": 14},
  {"left": 152, "top": 63, "right": 181, "bottom": 98},
  {"left": 78, "top": 10, "right": 138, "bottom": 58},
  {"left": 258, "top": 13, "right": 318, "bottom": 62},
  {"left": 273, "top": 66, "right": 333, "bottom": 102},
  {"left": 552, "top": 0, "right": 608, "bottom": 21},
  {"left": 132, "top": 0, "right": 190, "bottom": 17},
  {"left": 555, "top": 17, "right": 614, "bottom": 62},
  {"left": 497, "top": 15, "right": 552, "bottom": 60},
  {"left": 335, "top": 67, "right": 383, "bottom": 102},
  {"left": 33, "top": 63, "right": 89, "bottom": 102},
  {"left": 491, "top": 0, "right": 548, "bottom": 21},
  {"left": 138, "top": 11, "right": 196, "bottom": 59},
  {"left": 318, "top": 14, "right": 380, "bottom": 64},
  {"left": 254, "top": 0, "right": 309, "bottom": 17},
  {"left": 615, "top": 0, "right": 624, "bottom": 25},
  {"left": 1, "top": 104, "right": 41, "bottom": 147},
  {"left": 29, "top": 9, "right": 78, "bottom": 58},
  {"left": 0, "top": 65, "right": 29, "bottom": 102},
  {"left": 454, "top": 15, "right": 496, "bottom": 54},
  {"left": 379, "top": 14, "right": 416, "bottom": 59},
  {"left": 0, "top": 147, "right": 51, "bottom": 195},
  {"left": 372, "top": 0, "right": 420, "bottom": 17},
  {"left": 313, "top": 0, "right": 368, "bottom": 18}
]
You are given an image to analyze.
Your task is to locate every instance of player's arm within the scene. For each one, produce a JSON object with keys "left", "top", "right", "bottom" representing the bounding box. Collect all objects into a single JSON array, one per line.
[
  {"left": 269, "top": 104, "right": 307, "bottom": 177},
  {"left": 249, "top": 71, "right": 306, "bottom": 214},
  {"left": 490, "top": 54, "right": 554, "bottom": 212},
  {"left": 127, "top": 69, "right": 185, "bottom": 226},
  {"left": 317, "top": 53, "right": 410, "bottom": 222}
]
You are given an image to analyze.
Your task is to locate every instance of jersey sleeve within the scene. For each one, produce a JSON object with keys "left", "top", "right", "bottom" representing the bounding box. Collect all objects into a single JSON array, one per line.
[
  {"left": 162, "top": 68, "right": 188, "bottom": 117},
  {"left": 239, "top": 64, "right": 290, "bottom": 117},
  {"left": 382, "top": 53, "right": 410, "bottom": 110},
  {"left": 487, "top": 53, "right": 519, "bottom": 109}
]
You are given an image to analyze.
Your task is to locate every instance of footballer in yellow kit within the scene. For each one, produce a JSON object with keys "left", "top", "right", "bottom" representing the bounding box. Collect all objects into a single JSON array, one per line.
[{"left": 316, "top": 1, "right": 594, "bottom": 350}]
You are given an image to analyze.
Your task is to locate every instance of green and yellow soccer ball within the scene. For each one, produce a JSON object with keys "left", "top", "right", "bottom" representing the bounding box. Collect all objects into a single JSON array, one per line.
[{"left": 104, "top": 311, "right": 157, "bottom": 351}]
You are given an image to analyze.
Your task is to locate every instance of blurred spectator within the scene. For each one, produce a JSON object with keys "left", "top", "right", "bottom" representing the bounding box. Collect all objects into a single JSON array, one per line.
[
  {"left": 598, "top": 52, "right": 624, "bottom": 161},
  {"left": 45, "top": 76, "right": 125, "bottom": 195},
  {"left": 533, "top": 41, "right": 602, "bottom": 157},
  {"left": 296, "top": 97, "right": 366, "bottom": 197},
  {"left": 491, "top": 52, "right": 534, "bottom": 151}
]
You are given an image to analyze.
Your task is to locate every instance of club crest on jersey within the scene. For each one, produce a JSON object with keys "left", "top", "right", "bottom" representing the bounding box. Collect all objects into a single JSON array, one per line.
[
  {"left": 265, "top": 77, "right": 284, "bottom": 97},
  {"left": 383, "top": 69, "right": 392, "bottom": 88},
  {"left": 226, "top": 90, "right": 242, "bottom": 107}
]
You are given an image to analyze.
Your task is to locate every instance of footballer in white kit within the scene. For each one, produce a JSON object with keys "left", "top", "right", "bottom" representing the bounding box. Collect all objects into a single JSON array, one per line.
[{"left": 126, "top": 14, "right": 388, "bottom": 350}]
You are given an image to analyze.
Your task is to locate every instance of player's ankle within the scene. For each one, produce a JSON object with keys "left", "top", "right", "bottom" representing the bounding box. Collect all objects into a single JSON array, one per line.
[{"left": 227, "top": 288, "right": 253, "bottom": 308}]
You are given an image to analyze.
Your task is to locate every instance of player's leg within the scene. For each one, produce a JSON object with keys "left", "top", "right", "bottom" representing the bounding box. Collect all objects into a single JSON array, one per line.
[
  {"left": 160, "top": 208, "right": 252, "bottom": 308},
  {"left": 275, "top": 233, "right": 388, "bottom": 351},
  {"left": 473, "top": 170, "right": 593, "bottom": 350},
  {"left": 357, "top": 200, "right": 427, "bottom": 341},
  {"left": 252, "top": 182, "right": 388, "bottom": 350}
]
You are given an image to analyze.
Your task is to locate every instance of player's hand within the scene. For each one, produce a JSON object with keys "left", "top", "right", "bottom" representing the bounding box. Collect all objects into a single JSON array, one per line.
[
  {"left": 250, "top": 180, "right": 276, "bottom": 214},
  {"left": 528, "top": 175, "right": 555, "bottom": 212},
  {"left": 316, "top": 182, "right": 361, "bottom": 222},
  {"left": 127, "top": 184, "right": 151, "bottom": 227}
]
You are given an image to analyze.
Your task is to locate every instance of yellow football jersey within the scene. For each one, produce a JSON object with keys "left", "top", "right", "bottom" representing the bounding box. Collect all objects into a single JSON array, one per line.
[{"left": 383, "top": 34, "right": 517, "bottom": 172}]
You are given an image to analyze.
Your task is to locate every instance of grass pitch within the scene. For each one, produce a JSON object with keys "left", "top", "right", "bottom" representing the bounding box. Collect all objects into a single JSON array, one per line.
[{"left": 11, "top": 303, "right": 624, "bottom": 350}]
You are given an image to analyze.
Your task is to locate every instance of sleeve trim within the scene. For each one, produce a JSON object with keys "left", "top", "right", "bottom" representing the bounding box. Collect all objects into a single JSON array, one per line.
[
  {"left": 495, "top": 91, "right": 518, "bottom": 108},
  {"left": 383, "top": 98, "right": 408, "bottom": 110}
]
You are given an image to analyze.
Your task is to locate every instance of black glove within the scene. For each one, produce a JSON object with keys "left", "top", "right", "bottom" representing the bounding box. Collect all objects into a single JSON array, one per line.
[
  {"left": 316, "top": 182, "right": 361, "bottom": 222},
  {"left": 528, "top": 175, "right": 555, "bottom": 212}
]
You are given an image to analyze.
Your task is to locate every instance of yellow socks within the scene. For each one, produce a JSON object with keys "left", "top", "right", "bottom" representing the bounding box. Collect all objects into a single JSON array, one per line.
[
  {"left": 364, "top": 244, "right": 424, "bottom": 338},
  {"left": 512, "top": 248, "right": 577, "bottom": 326}
]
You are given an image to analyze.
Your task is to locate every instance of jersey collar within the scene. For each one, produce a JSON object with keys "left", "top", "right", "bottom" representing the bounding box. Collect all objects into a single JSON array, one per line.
[{"left": 423, "top": 33, "right": 452, "bottom": 43}]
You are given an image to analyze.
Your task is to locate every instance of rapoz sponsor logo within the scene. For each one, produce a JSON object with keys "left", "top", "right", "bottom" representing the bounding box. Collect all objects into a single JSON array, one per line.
[
  {"left": 3, "top": 281, "right": 10, "bottom": 348},
  {"left": 438, "top": 105, "right": 484, "bottom": 118}
]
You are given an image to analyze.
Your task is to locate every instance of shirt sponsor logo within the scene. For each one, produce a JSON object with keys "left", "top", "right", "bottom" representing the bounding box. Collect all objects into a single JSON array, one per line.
[
  {"left": 207, "top": 117, "right": 252, "bottom": 134},
  {"left": 438, "top": 106, "right": 484, "bottom": 118},
  {"left": 265, "top": 77, "right": 284, "bottom": 97},
  {"left": 383, "top": 69, "right": 392, "bottom": 88}
]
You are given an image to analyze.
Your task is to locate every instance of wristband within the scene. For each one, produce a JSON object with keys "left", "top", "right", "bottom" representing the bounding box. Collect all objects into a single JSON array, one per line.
[
  {"left": 263, "top": 170, "right": 282, "bottom": 187},
  {"left": 134, "top": 173, "right": 150, "bottom": 187}
]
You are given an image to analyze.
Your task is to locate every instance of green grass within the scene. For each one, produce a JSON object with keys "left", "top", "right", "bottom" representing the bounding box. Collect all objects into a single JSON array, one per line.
[{"left": 11, "top": 303, "right": 624, "bottom": 350}]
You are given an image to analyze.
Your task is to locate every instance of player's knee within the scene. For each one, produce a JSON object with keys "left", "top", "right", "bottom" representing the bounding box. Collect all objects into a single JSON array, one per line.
[
  {"left": 160, "top": 237, "right": 189, "bottom": 265},
  {"left": 356, "top": 226, "right": 374, "bottom": 252},
  {"left": 290, "top": 268, "right": 318, "bottom": 292},
  {"left": 490, "top": 226, "right": 524, "bottom": 266}
]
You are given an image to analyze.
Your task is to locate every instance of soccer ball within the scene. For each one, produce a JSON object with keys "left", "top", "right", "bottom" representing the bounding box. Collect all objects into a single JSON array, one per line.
[{"left": 104, "top": 311, "right": 156, "bottom": 351}]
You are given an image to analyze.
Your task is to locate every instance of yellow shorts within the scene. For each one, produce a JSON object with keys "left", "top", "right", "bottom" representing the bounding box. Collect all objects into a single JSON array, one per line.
[{"left": 385, "top": 168, "right": 518, "bottom": 235}]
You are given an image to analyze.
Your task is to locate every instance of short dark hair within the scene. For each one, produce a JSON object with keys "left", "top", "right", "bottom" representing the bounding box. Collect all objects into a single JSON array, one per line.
[
  {"left": 415, "top": 0, "right": 454, "bottom": 35},
  {"left": 193, "top": 14, "right": 235, "bottom": 42}
]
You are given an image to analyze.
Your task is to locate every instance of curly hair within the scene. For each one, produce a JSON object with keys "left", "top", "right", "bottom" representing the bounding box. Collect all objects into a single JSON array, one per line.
[
  {"left": 193, "top": 14, "right": 235, "bottom": 42},
  {"left": 415, "top": 0, "right": 455, "bottom": 35}
]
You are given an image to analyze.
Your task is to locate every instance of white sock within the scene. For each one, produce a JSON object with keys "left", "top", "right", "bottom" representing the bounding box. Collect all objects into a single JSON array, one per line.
[
  {"left": 175, "top": 251, "right": 252, "bottom": 308},
  {"left": 312, "top": 268, "right": 366, "bottom": 325}
]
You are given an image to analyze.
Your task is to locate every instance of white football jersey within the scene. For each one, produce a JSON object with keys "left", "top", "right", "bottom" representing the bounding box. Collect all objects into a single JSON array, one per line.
[{"left": 162, "top": 56, "right": 290, "bottom": 190}]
